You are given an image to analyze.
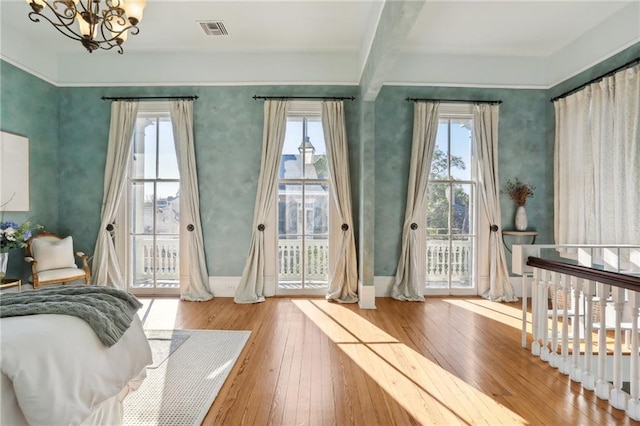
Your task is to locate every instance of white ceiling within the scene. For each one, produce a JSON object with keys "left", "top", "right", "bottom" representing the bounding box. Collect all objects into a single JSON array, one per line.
[{"left": 1, "top": 0, "right": 639, "bottom": 87}]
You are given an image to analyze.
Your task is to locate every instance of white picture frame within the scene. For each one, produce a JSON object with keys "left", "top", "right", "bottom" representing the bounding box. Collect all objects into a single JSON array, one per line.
[{"left": 0, "top": 131, "right": 30, "bottom": 211}]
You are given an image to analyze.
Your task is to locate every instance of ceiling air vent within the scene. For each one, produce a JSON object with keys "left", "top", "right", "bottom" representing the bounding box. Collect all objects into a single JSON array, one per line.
[{"left": 199, "top": 21, "right": 229, "bottom": 36}]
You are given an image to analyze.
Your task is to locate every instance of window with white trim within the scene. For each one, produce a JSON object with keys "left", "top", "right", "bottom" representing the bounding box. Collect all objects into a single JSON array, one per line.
[
  {"left": 270, "top": 101, "right": 335, "bottom": 295},
  {"left": 115, "top": 102, "right": 181, "bottom": 296},
  {"left": 422, "top": 104, "right": 486, "bottom": 295}
]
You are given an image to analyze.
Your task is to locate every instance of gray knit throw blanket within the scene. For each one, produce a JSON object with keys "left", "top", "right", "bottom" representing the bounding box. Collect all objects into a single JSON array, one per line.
[{"left": 0, "top": 285, "right": 143, "bottom": 347}]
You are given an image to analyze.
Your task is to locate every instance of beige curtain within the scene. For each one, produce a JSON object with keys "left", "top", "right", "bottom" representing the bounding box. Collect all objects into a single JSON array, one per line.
[
  {"left": 554, "top": 90, "right": 592, "bottom": 245},
  {"left": 474, "top": 104, "right": 516, "bottom": 302},
  {"left": 554, "top": 64, "right": 640, "bottom": 247},
  {"left": 93, "top": 101, "right": 138, "bottom": 288},
  {"left": 322, "top": 101, "right": 358, "bottom": 303},
  {"left": 391, "top": 101, "right": 440, "bottom": 301},
  {"left": 234, "top": 100, "right": 289, "bottom": 304},
  {"left": 170, "top": 101, "right": 213, "bottom": 301}
]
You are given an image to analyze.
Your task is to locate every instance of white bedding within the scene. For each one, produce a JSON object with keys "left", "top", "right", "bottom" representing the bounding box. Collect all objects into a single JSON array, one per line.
[{"left": 0, "top": 313, "right": 152, "bottom": 425}]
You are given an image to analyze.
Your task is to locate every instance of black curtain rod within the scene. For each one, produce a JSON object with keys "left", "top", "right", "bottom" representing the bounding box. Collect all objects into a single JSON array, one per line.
[
  {"left": 550, "top": 57, "right": 640, "bottom": 102},
  {"left": 101, "top": 95, "right": 199, "bottom": 101},
  {"left": 253, "top": 95, "right": 355, "bottom": 101},
  {"left": 405, "top": 97, "right": 502, "bottom": 105}
]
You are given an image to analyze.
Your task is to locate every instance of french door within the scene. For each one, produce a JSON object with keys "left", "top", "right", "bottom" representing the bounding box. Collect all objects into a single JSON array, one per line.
[
  {"left": 425, "top": 114, "right": 477, "bottom": 295},
  {"left": 121, "top": 107, "right": 181, "bottom": 296},
  {"left": 276, "top": 113, "right": 331, "bottom": 295}
]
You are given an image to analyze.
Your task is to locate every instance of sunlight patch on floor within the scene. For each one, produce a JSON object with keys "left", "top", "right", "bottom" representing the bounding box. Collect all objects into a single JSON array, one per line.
[
  {"left": 445, "top": 299, "right": 619, "bottom": 354},
  {"left": 293, "top": 299, "right": 528, "bottom": 425},
  {"left": 444, "top": 298, "right": 532, "bottom": 334},
  {"left": 138, "top": 298, "right": 180, "bottom": 330}
]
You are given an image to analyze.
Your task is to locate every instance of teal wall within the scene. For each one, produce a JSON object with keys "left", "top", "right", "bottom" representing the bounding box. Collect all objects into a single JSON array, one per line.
[
  {"left": 1, "top": 41, "right": 636, "bottom": 282},
  {"left": 374, "top": 86, "right": 551, "bottom": 275},
  {"left": 0, "top": 61, "right": 59, "bottom": 280},
  {"left": 57, "top": 85, "right": 360, "bottom": 277}
]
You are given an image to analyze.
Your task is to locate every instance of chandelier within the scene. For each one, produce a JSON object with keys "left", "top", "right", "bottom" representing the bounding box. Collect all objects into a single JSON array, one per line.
[{"left": 25, "top": 0, "right": 147, "bottom": 54}]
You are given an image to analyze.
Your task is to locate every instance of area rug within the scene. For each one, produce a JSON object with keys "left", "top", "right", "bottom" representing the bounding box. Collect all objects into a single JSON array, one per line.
[
  {"left": 123, "top": 329, "right": 251, "bottom": 426},
  {"left": 145, "top": 330, "right": 190, "bottom": 369}
]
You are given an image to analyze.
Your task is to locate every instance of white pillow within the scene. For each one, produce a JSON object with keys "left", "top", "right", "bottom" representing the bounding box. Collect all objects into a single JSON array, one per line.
[{"left": 31, "top": 236, "right": 77, "bottom": 272}]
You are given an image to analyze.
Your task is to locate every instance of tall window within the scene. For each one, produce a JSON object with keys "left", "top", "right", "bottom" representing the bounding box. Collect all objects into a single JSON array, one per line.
[
  {"left": 276, "top": 104, "right": 331, "bottom": 294},
  {"left": 425, "top": 109, "right": 477, "bottom": 294},
  {"left": 117, "top": 103, "right": 180, "bottom": 295}
]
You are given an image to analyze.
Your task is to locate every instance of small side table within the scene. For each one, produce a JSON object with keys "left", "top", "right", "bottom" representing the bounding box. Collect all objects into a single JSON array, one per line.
[
  {"left": 502, "top": 230, "right": 538, "bottom": 254},
  {"left": 0, "top": 278, "right": 22, "bottom": 292}
]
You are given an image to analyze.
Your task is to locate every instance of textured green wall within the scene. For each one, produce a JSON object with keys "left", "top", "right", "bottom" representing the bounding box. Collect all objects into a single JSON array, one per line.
[
  {"left": 57, "top": 85, "right": 360, "bottom": 277},
  {"left": 2, "top": 40, "right": 636, "bottom": 281},
  {"left": 374, "top": 86, "right": 551, "bottom": 276},
  {"left": 0, "top": 61, "right": 59, "bottom": 280}
]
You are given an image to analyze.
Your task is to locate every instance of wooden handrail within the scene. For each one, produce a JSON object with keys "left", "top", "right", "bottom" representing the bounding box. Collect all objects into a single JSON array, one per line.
[{"left": 527, "top": 256, "right": 640, "bottom": 290}]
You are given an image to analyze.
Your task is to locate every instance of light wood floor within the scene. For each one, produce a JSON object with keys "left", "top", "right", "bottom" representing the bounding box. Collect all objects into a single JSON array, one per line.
[{"left": 138, "top": 296, "right": 639, "bottom": 426}]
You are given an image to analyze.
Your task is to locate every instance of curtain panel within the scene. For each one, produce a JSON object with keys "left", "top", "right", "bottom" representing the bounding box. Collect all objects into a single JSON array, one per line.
[
  {"left": 170, "top": 101, "right": 214, "bottom": 301},
  {"left": 322, "top": 101, "right": 358, "bottom": 303},
  {"left": 554, "top": 64, "right": 640, "bottom": 247},
  {"left": 474, "top": 104, "right": 517, "bottom": 302},
  {"left": 234, "top": 100, "right": 289, "bottom": 304},
  {"left": 392, "top": 101, "right": 440, "bottom": 301},
  {"left": 93, "top": 101, "right": 139, "bottom": 288}
]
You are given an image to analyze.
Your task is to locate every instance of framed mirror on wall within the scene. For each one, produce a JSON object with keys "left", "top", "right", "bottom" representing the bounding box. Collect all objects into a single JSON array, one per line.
[{"left": 0, "top": 131, "right": 29, "bottom": 211}]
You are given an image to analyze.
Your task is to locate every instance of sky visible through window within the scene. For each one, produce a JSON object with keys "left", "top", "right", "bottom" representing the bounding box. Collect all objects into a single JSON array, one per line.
[
  {"left": 282, "top": 117, "right": 326, "bottom": 156},
  {"left": 141, "top": 117, "right": 179, "bottom": 199},
  {"left": 434, "top": 119, "right": 472, "bottom": 180}
]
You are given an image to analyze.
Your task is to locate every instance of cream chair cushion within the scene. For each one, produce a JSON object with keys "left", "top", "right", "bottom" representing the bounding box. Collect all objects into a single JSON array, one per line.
[
  {"left": 30, "top": 236, "right": 77, "bottom": 272},
  {"left": 36, "top": 268, "right": 86, "bottom": 282}
]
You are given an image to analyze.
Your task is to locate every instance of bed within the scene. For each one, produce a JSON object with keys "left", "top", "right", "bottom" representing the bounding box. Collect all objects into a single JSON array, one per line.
[{"left": 0, "top": 286, "right": 152, "bottom": 425}]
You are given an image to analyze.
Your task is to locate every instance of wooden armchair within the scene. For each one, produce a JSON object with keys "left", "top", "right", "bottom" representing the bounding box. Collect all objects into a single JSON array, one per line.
[{"left": 24, "top": 231, "right": 91, "bottom": 289}]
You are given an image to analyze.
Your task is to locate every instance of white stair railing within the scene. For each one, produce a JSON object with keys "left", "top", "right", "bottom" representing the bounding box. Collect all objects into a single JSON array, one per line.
[{"left": 513, "top": 244, "right": 640, "bottom": 420}]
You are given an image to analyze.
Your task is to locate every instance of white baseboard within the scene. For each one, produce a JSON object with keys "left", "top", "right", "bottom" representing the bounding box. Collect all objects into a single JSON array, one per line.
[
  {"left": 208, "top": 276, "right": 239, "bottom": 297},
  {"left": 358, "top": 280, "right": 377, "bottom": 309},
  {"left": 371, "top": 276, "right": 522, "bottom": 298},
  {"left": 374, "top": 276, "right": 395, "bottom": 297},
  {"left": 206, "top": 275, "right": 523, "bottom": 301}
]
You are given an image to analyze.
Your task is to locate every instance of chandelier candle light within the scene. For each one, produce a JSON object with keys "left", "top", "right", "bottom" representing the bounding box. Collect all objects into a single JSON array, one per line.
[{"left": 25, "top": 0, "right": 147, "bottom": 54}]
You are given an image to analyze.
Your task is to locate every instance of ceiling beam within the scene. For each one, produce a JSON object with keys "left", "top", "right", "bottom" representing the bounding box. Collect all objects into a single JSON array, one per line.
[{"left": 358, "top": 0, "right": 426, "bottom": 102}]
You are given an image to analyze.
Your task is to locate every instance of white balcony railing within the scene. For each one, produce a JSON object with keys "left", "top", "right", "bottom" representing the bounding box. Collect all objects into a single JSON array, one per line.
[
  {"left": 512, "top": 244, "right": 640, "bottom": 420},
  {"left": 133, "top": 238, "right": 179, "bottom": 286},
  {"left": 133, "top": 238, "right": 471, "bottom": 287},
  {"left": 426, "top": 239, "right": 472, "bottom": 283},
  {"left": 278, "top": 239, "right": 329, "bottom": 282}
]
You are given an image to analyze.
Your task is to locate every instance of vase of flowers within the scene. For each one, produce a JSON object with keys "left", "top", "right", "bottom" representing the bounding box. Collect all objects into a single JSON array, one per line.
[
  {"left": 0, "top": 220, "right": 41, "bottom": 279},
  {"left": 501, "top": 178, "right": 535, "bottom": 231}
]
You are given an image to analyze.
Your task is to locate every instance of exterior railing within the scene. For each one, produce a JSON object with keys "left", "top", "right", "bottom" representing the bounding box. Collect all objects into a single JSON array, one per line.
[
  {"left": 278, "top": 239, "right": 329, "bottom": 281},
  {"left": 134, "top": 237, "right": 472, "bottom": 285},
  {"left": 426, "top": 239, "right": 471, "bottom": 282},
  {"left": 134, "top": 238, "right": 179, "bottom": 285},
  {"left": 512, "top": 244, "right": 640, "bottom": 420}
]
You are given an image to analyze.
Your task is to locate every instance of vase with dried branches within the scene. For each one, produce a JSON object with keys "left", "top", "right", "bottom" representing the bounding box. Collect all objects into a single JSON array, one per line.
[{"left": 501, "top": 178, "right": 535, "bottom": 231}]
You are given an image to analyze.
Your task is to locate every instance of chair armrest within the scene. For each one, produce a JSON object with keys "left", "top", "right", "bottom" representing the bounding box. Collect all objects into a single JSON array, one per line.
[
  {"left": 76, "top": 252, "right": 92, "bottom": 284},
  {"left": 24, "top": 256, "right": 35, "bottom": 264}
]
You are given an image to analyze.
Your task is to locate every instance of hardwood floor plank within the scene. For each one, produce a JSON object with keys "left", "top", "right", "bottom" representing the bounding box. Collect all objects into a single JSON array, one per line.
[{"left": 140, "top": 296, "right": 640, "bottom": 425}]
